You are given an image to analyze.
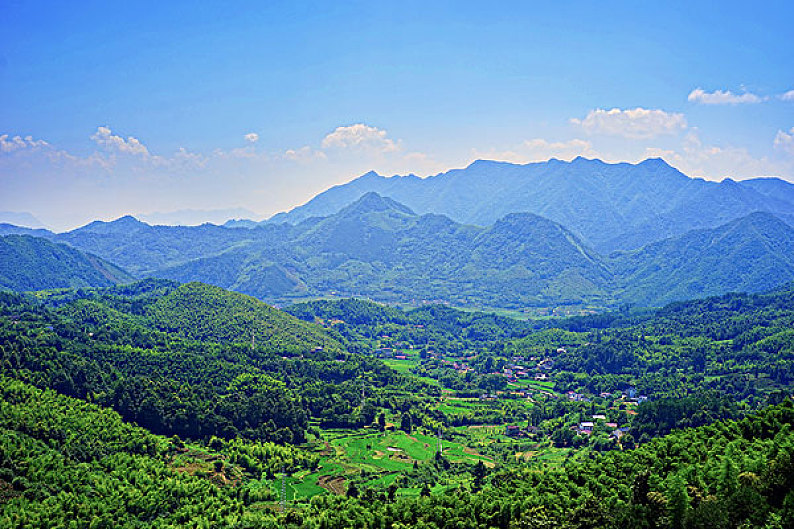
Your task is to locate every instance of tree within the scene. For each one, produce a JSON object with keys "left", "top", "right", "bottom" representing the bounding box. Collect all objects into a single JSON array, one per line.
[
  {"left": 632, "top": 471, "right": 650, "bottom": 506},
  {"left": 621, "top": 433, "right": 636, "bottom": 450},
  {"left": 473, "top": 460, "right": 487, "bottom": 492},
  {"left": 718, "top": 451, "right": 739, "bottom": 498},
  {"left": 387, "top": 483, "right": 398, "bottom": 503},
  {"left": 401, "top": 412, "right": 413, "bottom": 434},
  {"left": 347, "top": 481, "right": 359, "bottom": 498},
  {"left": 377, "top": 412, "right": 386, "bottom": 431},
  {"left": 668, "top": 475, "right": 689, "bottom": 529}
]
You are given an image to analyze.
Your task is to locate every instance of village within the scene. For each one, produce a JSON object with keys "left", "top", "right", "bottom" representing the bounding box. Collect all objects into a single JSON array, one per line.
[{"left": 372, "top": 334, "right": 648, "bottom": 450}]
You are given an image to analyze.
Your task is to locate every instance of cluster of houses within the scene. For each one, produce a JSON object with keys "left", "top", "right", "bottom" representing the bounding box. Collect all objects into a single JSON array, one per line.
[
  {"left": 564, "top": 387, "right": 648, "bottom": 405},
  {"left": 504, "top": 412, "right": 632, "bottom": 441},
  {"left": 575, "top": 415, "right": 631, "bottom": 440},
  {"left": 495, "top": 355, "right": 558, "bottom": 384}
]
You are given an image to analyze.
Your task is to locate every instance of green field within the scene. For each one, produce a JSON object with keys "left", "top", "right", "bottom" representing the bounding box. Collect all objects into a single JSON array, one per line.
[
  {"left": 382, "top": 353, "right": 440, "bottom": 387},
  {"left": 260, "top": 428, "right": 497, "bottom": 501}
]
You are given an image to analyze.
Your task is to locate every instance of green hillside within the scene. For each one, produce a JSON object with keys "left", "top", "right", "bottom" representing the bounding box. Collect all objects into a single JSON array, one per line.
[
  {"left": 146, "top": 282, "right": 343, "bottom": 353},
  {"left": 0, "top": 234, "right": 134, "bottom": 291},
  {"left": 0, "top": 283, "right": 418, "bottom": 444},
  {"left": 612, "top": 212, "right": 794, "bottom": 306}
]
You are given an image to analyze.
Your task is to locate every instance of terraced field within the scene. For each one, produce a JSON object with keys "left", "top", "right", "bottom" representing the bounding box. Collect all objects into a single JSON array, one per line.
[{"left": 265, "top": 428, "right": 497, "bottom": 502}]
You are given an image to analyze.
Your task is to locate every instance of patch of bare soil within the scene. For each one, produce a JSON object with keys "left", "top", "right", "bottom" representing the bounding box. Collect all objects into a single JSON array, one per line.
[
  {"left": 317, "top": 475, "right": 347, "bottom": 495},
  {"left": 319, "top": 441, "right": 333, "bottom": 456}
]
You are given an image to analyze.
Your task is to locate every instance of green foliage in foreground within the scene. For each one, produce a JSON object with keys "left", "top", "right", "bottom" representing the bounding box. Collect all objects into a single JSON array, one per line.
[
  {"left": 1, "top": 376, "right": 793, "bottom": 528},
  {"left": 0, "top": 283, "right": 418, "bottom": 445}
]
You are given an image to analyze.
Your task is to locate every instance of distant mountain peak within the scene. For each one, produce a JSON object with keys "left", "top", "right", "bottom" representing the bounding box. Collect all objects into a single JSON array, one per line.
[
  {"left": 73, "top": 215, "right": 149, "bottom": 234},
  {"left": 467, "top": 159, "right": 517, "bottom": 169},
  {"left": 0, "top": 211, "right": 46, "bottom": 229},
  {"left": 355, "top": 170, "right": 382, "bottom": 181},
  {"left": 338, "top": 192, "right": 415, "bottom": 217},
  {"left": 115, "top": 215, "right": 145, "bottom": 224},
  {"left": 638, "top": 157, "right": 671, "bottom": 168},
  {"left": 494, "top": 211, "right": 551, "bottom": 225},
  {"left": 733, "top": 210, "right": 785, "bottom": 227},
  {"left": 570, "top": 155, "right": 603, "bottom": 165}
]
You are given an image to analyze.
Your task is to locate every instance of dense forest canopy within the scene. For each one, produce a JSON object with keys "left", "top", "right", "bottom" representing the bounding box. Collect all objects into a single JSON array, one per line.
[{"left": 0, "top": 280, "right": 793, "bottom": 527}]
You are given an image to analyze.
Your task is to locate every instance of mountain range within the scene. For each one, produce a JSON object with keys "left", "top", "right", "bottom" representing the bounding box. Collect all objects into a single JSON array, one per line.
[
  {"left": 3, "top": 157, "right": 794, "bottom": 309},
  {"left": 156, "top": 192, "right": 613, "bottom": 307},
  {"left": 268, "top": 157, "right": 794, "bottom": 253}
]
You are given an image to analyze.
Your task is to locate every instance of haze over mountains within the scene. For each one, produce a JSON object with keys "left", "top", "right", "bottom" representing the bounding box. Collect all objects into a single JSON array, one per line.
[
  {"left": 269, "top": 157, "right": 794, "bottom": 253},
  {"left": 157, "top": 193, "right": 614, "bottom": 307},
  {"left": 2, "top": 157, "right": 794, "bottom": 309}
]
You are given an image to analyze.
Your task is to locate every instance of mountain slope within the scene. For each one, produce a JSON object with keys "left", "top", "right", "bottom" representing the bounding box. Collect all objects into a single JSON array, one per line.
[
  {"left": 157, "top": 193, "right": 614, "bottom": 308},
  {"left": 268, "top": 157, "right": 794, "bottom": 252},
  {"left": 611, "top": 212, "right": 794, "bottom": 306},
  {"left": 0, "top": 223, "right": 54, "bottom": 238},
  {"left": 156, "top": 197, "right": 794, "bottom": 309},
  {"left": 0, "top": 235, "right": 134, "bottom": 291}
]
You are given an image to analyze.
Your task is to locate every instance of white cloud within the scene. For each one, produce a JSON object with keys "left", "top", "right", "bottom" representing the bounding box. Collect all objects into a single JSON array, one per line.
[
  {"left": 90, "top": 126, "right": 150, "bottom": 156},
  {"left": 644, "top": 129, "right": 790, "bottom": 179},
  {"left": 283, "top": 145, "right": 327, "bottom": 163},
  {"left": 780, "top": 90, "right": 794, "bottom": 102},
  {"left": 520, "top": 138, "right": 597, "bottom": 160},
  {"left": 775, "top": 127, "right": 794, "bottom": 155},
  {"left": 0, "top": 134, "right": 49, "bottom": 153},
  {"left": 571, "top": 108, "right": 687, "bottom": 139},
  {"left": 473, "top": 138, "right": 597, "bottom": 164},
  {"left": 321, "top": 123, "right": 400, "bottom": 153},
  {"left": 687, "top": 88, "right": 764, "bottom": 105},
  {"left": 244, "top": 132, "right": 259, "bottom": 143},
  {"left": 171, "top": 147, "right": 209, "bottom": 168}
]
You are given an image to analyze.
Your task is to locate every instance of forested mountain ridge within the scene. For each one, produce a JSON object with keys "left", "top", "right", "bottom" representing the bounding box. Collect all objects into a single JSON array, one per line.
[
  {"left": 268, "top": 157, "right": 794, "bottom": 252},
  {"left": 156, "top": 192, "right": 615, "bottom": 308},
  {"left": 146, "top": 282, "right": 343, "bottom": 352},
  {"left": 610, "top": 212, "right": 794, "bottom": 305},
  {"left": 156, "top": 194, "right": 794, "bottom": 308},
  {"left": 56, "top": 215, "right": 278, "bottom": 276},
  {"left": 0, "top": 234, "right": 134, "bottom": 291},
  {"left": 4, "top": 192, "right": 794, "bottom": 309},
  {"left": 0, "top": 281, "right": 414, "bottom": 444}
]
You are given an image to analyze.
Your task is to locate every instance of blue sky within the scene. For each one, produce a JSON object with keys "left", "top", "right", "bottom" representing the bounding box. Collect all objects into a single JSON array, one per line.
[{"left": 1, "top": 1, "right": 793, "bottom": 230}]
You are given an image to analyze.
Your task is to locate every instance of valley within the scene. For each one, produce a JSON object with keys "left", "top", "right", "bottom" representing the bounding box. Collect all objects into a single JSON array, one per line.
[
  {"left": 4, "top": 3, "right": 793, "bottom": 527},
  {"left": 0, "top": 276, "right": 792, "bottom": 526}
]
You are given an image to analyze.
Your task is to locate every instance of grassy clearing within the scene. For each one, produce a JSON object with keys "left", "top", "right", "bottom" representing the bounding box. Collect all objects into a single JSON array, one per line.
[
  {"left": 382, "top": 357, "right": 439, "bottom": 387},
  {"left": 506, "top": 378, "right": 557, "bottom": 393}
]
